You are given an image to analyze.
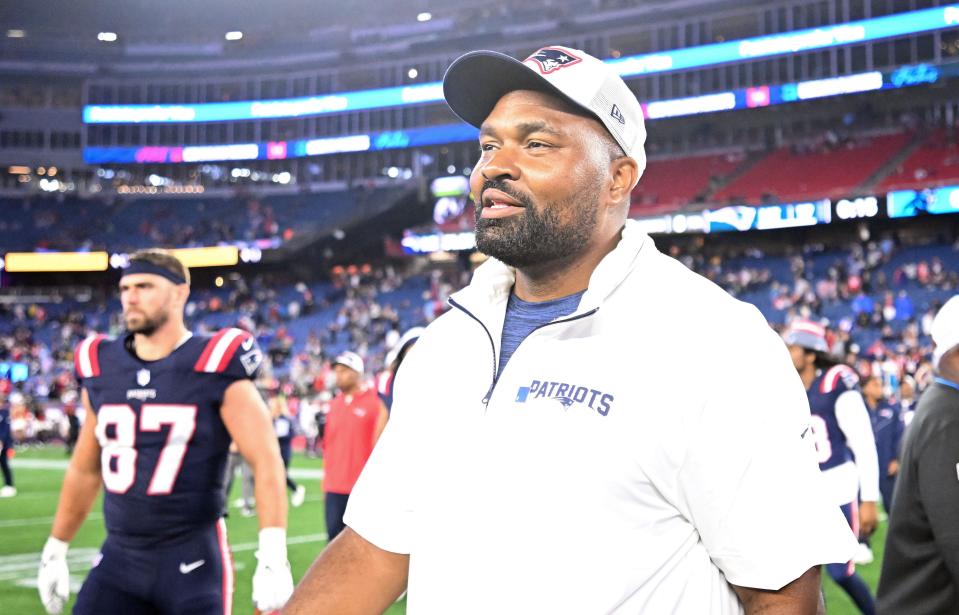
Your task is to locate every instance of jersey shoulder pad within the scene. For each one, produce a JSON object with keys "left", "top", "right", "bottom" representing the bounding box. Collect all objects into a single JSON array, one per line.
[
  {"left": 74, "top": 334, "right": 110, "bottom": 380},
  {"left": 193, "top": 328, "right": 263, "bottom": 379},
  {"left": 820, "top": 364, "right": 859, "bottom": 394}
]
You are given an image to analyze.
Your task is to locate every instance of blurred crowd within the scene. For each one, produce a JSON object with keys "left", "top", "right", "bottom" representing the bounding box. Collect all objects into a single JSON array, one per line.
[
  {"left": 0, "top": 261, "right": 472, "bottom": 450},
  {"left": 2, "top": 233, "right": 956, "bottom": 451}
]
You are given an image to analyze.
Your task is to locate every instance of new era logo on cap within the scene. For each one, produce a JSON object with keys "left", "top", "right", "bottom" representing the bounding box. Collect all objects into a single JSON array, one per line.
[{"left": 610, "top": 104, "right": 626, "bottom": 125}]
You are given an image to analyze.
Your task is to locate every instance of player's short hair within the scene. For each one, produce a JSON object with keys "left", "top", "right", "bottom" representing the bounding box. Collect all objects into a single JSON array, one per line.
[{"left": 128, "top": 248, "right": 191, "bottom": 286}]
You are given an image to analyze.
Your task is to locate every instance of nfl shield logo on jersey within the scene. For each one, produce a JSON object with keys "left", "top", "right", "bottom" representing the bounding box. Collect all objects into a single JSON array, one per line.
[{"left": 137, "top": 369, "right": 151, "bottom": 386}]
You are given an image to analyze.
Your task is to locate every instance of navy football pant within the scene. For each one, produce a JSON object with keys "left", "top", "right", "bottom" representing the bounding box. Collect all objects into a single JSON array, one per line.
[
  {"left": 825, "top": 501, "right": 875, "bottom": 615},
  {"left": 280, "top": 441, "right": 298, "bottom": 492},
  {"left": 325, "top": 491, "right": 350, "bottom": 543},
  {"left": 0, "top": 442, "right": 13, "bottom": 486},
  {"left": 879, "top": 475, "right": 896, "bottom": 514},
  {"left": 73, "top": 519, "right": 233, "bottom": 615}
]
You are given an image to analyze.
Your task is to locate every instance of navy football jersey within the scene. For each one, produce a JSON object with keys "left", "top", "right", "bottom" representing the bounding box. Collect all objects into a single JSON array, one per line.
[
  {"left": 806, "top": 364, "right": 860, "bottom": 471},
  {"left": 74, "top": 328, "right": 263, "bottom": 547}
]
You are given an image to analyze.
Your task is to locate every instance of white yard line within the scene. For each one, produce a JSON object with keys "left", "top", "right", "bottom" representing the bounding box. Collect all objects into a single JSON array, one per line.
[
  {"left": 0, "top": 513, "right": 104, "bottom": 529},
  {"left": 0, "top": 533, "right": 325, "bottom": 589},
  {"left": 12, "top": 458, "right": 325, "bottom": 479}
]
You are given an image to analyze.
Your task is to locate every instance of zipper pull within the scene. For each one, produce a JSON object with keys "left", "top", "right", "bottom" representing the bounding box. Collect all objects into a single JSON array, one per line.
[{"left": 481, "top": 381, "right": 495, "bottom": 406}]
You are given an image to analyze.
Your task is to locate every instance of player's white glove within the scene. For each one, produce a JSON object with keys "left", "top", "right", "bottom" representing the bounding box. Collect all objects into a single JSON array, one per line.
[
  {"left": 37, "top": 536, "right": 70, "bottom": 615},
  {"left": 251, "top": 527, "right": 294, "bottom": 612}
]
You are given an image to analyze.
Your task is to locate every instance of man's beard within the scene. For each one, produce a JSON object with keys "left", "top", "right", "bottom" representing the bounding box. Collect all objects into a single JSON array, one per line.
[
  {"left": 125, "top": 310, "right": 168, "bottom": 337},
  {"left": 474, "top": 180, "right": 599, "bottom": 269}
]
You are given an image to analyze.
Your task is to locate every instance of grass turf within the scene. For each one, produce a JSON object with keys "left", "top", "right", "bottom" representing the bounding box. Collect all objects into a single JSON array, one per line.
[
  {"left": 0, "top": 446, "right": 405, "bottom": 615},
  {"left": 0, "top": 446, "right": 884, "bottom": 614}
]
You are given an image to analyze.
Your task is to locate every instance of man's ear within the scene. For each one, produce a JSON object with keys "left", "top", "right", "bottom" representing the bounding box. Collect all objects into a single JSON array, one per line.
[
  {"left": 608, "top": 156, "right": 640, "bottom": 207},
  {"left": 176, "top": 284, "right": 191, "bottom": 307}
]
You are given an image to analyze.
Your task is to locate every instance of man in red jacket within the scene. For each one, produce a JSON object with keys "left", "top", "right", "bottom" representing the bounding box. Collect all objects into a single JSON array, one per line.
[{"left": 322, "top": 351, "right": 388, "bottom": 543}]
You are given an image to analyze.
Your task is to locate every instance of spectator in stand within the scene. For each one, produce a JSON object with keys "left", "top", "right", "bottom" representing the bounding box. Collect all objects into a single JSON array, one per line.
[
  {"left": 321, "top": 351, "right": 388, "bottom": 543},
  {"left": 894, "top": 290, "right": 914, "bottom": 321}
]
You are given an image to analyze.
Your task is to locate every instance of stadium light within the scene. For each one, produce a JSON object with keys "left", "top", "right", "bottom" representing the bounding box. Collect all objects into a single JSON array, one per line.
[
  {"left": 6, "top": 29, "right": 25, "bottom": 38},
  {"left": 417, "top": 12, "right": 432, "bottom": 22},
  {"left": 97, "top": 32, "right": 118, "bottom": 42},
  {"left": 225, "top": 31, "right": 243, "bottom": 41}
]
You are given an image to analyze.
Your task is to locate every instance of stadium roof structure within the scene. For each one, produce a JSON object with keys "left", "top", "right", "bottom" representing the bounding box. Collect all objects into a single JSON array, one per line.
[{"left": 0, "top": 0, "right": 459, "bottom": 56}]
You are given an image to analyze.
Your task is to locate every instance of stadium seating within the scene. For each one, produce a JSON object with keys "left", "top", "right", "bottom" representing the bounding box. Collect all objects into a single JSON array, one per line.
[
  {"left": 630, "top": 152, "right": 747, "bottom": 215},
  {"left": 877, "top": 130, "right": 959, "bottom": 192},
  {"left": 714, "top": 132, "right": 911, "bottom": 204},
  {"left": 0, "top": 188, "right": 398, "bottom": 252}
]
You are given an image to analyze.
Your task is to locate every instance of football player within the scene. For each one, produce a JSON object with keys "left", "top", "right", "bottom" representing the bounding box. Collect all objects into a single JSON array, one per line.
[
  {"left": 37, "top": 249, "right": 295, "bottom": 614},
  {"left": 784, "top": 319, "right": 880, "bottom": 615}
]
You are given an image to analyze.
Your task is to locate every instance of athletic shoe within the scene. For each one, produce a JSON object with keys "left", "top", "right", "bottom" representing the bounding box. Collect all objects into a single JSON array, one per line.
[
  {"left": 0, "top": 485, "right": 17, "bottom": 497},
  {"left": 853, "top": 543, "right": 874, "bottom": 565},
  {"left": 291, "top": 485, "right": 306, "bottom": 508}
]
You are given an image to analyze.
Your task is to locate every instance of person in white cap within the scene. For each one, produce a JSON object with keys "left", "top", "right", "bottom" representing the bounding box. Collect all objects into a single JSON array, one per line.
[
  {"left": 286, "top": 46, "right": 856, "bottom": 614},
  {"left": 321, "top": 351, "right": 388, "bottom": 543},
  {"left": 878, "top": 295, "right": 959, "bottom": 614}
]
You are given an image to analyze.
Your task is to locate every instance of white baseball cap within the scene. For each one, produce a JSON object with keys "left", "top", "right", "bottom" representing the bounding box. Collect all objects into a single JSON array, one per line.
[
  {"left": 932, "top": 295, "right": 959, "bottom": 369},
  {"left": 443, "top": 45, "right": 647, "bottom": 176},
  {"left": 333, "top": 351, "right": 364, "bottom": 375},
  {"left": 782, "top": 318, "right": 831, "bottom": 354}
]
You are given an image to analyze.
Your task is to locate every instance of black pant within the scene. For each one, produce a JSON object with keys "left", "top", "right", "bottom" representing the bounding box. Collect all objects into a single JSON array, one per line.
[
  {"left": 280, "top": 441, "right": 298, "bottom": 491},
  {"left": 324, "top": 492, "right": 350, "bottom": 543},
  {"left": 880, "top": 475, "right": 896, "bottom": 514},
  {"left": 0, "top": 443, "right": 13, "bottom": 487}
]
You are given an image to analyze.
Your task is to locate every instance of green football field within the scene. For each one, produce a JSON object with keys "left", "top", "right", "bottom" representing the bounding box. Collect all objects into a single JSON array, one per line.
[{"left": 0, "top": 447, "right": 884, "bottom": 614}]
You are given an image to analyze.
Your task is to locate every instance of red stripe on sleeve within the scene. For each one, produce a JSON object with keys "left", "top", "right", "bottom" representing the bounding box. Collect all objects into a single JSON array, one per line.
[
  {"left": 214, "top": 332, "right": 249, "bottom": 373},
  {"left": 88, "top": 335, "right": 104, "bottom": 377},
  {"left": 74, "top": 342, "right": 83, "bottom": 378},
  {"left": 194, "top": 329, "right": 229, "bottom": 372}
]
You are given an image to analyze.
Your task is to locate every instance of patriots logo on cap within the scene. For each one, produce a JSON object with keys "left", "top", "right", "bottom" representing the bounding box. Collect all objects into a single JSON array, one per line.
[{"left": 525, "top": 47, "right": 582, "bottom": 74}]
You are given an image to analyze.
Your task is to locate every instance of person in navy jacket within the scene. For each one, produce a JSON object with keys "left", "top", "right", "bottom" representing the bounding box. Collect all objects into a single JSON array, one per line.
[
  {"left": 0, "top": 391, "right": 15, "bottom": 497},
  {"left": 861, "top": 375, "right": 903, "bottom": 512}
]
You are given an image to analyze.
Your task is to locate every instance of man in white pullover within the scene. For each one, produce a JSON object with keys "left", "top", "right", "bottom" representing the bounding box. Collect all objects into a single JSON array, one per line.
[{"left": 285, "top": 45, "right": 857, "bottom": 615}]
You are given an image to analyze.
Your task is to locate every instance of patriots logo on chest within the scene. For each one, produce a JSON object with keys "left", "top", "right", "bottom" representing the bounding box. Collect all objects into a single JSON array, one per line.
[{"left": 525, "top": 47, "right": 582, "bottom": 74}]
